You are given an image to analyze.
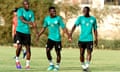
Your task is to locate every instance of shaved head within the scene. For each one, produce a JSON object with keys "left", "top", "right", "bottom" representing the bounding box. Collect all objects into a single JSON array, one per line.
[{"left": 23, "top": 0, "right": 29, "bottom": 10}]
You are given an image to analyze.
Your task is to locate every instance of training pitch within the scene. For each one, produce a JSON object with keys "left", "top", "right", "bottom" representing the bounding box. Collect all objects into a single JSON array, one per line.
[{"left": 0, "top": 46, "right": 120, "bottom": 72}]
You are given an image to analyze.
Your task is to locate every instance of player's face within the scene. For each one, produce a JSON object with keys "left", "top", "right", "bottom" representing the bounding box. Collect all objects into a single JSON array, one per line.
[
  {"left": 49, "top": 9, "right": 56, "bottom": 17},
  {"left": 83, "top": 8, "right": 89, "bottom": 16},
  {"left": 13, "top": 12, "right": 17, "bottom": 16},
  {"left": 23, "top": 1, "right": 29, "bottom": 10}
]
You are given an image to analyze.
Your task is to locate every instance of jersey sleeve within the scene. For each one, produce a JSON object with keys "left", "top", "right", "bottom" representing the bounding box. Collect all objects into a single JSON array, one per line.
[
  {"left": 58, "top": 16, "right": 66, "bottom": 29},
  {"left": 30, "top": 11, "right": 35, "bottom": 22},
  {"left": 17, "top": 8, "right": 23, "bottom": 17},
  {"left": 93, "top": 18, "right": 97, "bottom": 30},
  {"left": 43, "top": 17, "right": 48, "bottom": 28},
  {"left": 75, "top": 17, "right": 80, "bottom": 26}
]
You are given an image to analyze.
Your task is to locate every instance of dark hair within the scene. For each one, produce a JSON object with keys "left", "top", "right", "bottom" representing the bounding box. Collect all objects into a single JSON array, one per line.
[
  {"left": 49, "top": 6, "right": 55, "bottom": 11},
  {"left": 84, "top": 6, "right": 90, "bottom": 11},
  {"left": 13, "top": 8, "right": 18, "bottom": 12},
  {"left": 23, "top": 0, "right": 29, "bottom": 4}
]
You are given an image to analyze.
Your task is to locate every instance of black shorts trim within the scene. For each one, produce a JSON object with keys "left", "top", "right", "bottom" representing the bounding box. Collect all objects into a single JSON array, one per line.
[
  {"left": 16, "top": 31, "right": 31, "bottom": 45},
  {"left": 78, "top": 41, "right": 93, "bottom": 51},
  {"left": 46, "top": 39, "right": 62, "bottom": 51}
]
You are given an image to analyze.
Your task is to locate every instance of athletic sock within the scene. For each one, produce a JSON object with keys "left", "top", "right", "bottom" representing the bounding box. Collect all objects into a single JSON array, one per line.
[
  {"left": 56, "top": 63, "right": 60, "bottom": 68},
  {"left": 49, "top": 60, "right": 54, "bottom": 66},
  {"left": 81, "top": 62, "right": 86, "bottom": 69},
  {"left": 86, "top": 61, "right": 90, "bottom": 68},
  {"left": 23, "top": 49, "right": 26, "bottom": 53},
  {"left": 16, "top": 57, "right": 19, "bottom": 62},
  {"left": 26, "top": 60, "right": 30, "bottom": 66}
]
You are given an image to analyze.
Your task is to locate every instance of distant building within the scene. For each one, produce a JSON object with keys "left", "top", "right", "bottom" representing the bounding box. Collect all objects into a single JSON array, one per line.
[
  {"left": 54, "top": 0, "right": 104, "bottom": 9},
  {"left": 55, "top": 0, "right": 120, "bottom": 8}
]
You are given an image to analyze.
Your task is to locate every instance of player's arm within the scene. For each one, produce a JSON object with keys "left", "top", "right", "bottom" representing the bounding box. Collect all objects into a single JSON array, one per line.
[
  {"left": 12, "top": 18, "right": 16, "bottom": 39},
  {"left": 69, "top": 17, "right": 80, "bottom": 41},
  {"left": 58, "top": 16, "right": 70, "bottom": 39},
  {"left": 36, "top": 17, "right": 47, "bottom": 41},
  {"left": 20, "top": 16, "right": 33, "bottom": 25},
  {"left": 36, "top": 27, "right": 46, "bottom": 41},
  {"left": 93, "top": 18, "right": 98, "bottom": 46},
  {"left": 69, "top": 25, "right": 76, "bottom": 40},
  {"left": 94, "top": 29, "right": 98, "bottom": 46},
  {"left": 62, "top": 28, "right": 70, "bottom": 39},
  {"left": 32, "top": 22, "right": 38, "bottom": 34},
  {"left": 38, "top": 28, "right": 46, "bottom": 37},
  {"left": 12, "top": 24, "right": 15, "bottom": 38}
]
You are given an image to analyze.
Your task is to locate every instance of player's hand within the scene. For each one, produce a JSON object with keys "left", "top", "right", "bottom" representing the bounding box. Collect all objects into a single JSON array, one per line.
[
  {"left": 94, "top": 39, "right": 98, "bottom": 47},
  {"left": 28, "top": 22, "right": 33, "bottom": 25},
  {"left": 35, "top": 33, "right": 39, "bottom": 42},
  {"left": 68, "top": 33, "right": 72, "bottom": 42},
  {"left": 68, "top": 35, "right": 72, "bottom": 42},
  {"left": 68, "top": 38, "right": 72, "bottom": 42}
]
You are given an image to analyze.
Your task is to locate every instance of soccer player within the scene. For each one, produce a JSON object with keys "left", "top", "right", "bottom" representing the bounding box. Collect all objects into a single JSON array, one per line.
[
  {"left": 15, "top": 1, "right": 37, "bottom": 69},
  {"left": 69, "top": 7, "right": 98, "bottom": 71},
  {"left": 37, "top": 7, "right": 69, "bottom": 71},
  {"left": 12, "top": 8, "right": 26, "bottom": 59}
]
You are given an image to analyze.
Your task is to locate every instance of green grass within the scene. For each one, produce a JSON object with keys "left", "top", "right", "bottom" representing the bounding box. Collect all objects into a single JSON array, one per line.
[{"left": 0, "top": 46, "right": 120, "bottom": 72}]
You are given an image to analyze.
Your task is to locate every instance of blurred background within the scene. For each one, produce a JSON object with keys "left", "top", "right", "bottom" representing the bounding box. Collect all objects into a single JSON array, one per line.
[{"left": 0, "top": 0, "right": 120, "bottom": 49}]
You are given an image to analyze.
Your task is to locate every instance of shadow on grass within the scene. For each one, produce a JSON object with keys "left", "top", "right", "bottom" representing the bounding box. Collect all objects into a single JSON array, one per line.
[{"left": 61, "top": 66, "right": 92, "bottom": 72}]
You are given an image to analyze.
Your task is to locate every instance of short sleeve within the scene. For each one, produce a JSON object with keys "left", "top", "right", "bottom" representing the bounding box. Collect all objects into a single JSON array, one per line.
[
  {"left": 43, "top": 18, "right": 48, "bottom": 28},
  {"left": 93, "top": 18, "right": 97, "bottom": 30},
  {"left": 17, "top": 8, "right": 23, "bottom": 17},
  {"left": 75, "top": 17, "right": 81, "bottom": 26},
  {"left": 58, "top": 16, "right": 66, "bottom": 29},
  {"left": 30, "top": 11, "right": 35, "bottom": 22}
]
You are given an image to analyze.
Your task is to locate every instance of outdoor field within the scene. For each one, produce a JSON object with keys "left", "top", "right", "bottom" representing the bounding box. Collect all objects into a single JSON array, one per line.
[{"left": 0, "top": 46, "right": 120, "bottom": 72}]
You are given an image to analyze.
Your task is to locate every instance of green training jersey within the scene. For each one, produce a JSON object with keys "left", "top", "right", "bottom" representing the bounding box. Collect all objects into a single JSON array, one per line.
[
  {"left": 16, "top": 8, "right": 34, "bottom": 34},
  {"left": 75, "top": 16, "right": 97, "bottom": 42},
  {"left": 43, "top": 16, "right": 66, "bottom": 41}
]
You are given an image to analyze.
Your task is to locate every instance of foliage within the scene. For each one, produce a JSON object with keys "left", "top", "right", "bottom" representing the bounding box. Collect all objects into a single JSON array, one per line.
[
  {"left": 0, "top": 0, "right": 120, "bottom": 49},
  {"left": 91, "top": 7, "right": 111, "bottom": 24},
  {"left": 98, "top": 39, "right": 120, "bottom": 50}
]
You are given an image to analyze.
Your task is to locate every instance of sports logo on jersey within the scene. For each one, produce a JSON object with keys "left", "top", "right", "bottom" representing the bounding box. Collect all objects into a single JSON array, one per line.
[
  {"left": 51, "top": 24, "right": 54, "bottom": 27},
  {"left": 82, "top": 20, "right": 85, "bottom": 24},
  {"left": 29, "top": 14, "right": 32, "bottom": 18},
  {"left": 54, "top": 21, "right": 58, "bottom": 24},
  {"left": 86, "top": 23, "right": 89, "bottom": 26},
  {"left": 90, "top": 19, "right": 94, "bottom": 23}
]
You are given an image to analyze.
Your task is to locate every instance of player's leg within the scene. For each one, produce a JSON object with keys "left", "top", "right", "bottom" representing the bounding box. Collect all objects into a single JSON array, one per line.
[
  {"left": 23, "top": 34, "right": 31, "bottom": 69},
  {"left": 15, "top": 32, "right": 22, "bottom": 69},
  {"left": 86, "top": 41, "right": 93, "bottom": 69},
  {"left": 54, "top": 41, "right": 62, "bottom": 71},
  {"left": 25, "top": 45, "right": 31, "bottom": 69},
  {"left": 13, "top": 35, "right": 17, "bottom": 59},
  {"left": 22, "top": 48, "right": 26, "bottom": 59},
  {"left": 16, "top": 44, "right": 22, "bottom": 69},
  {"left": 78, "top": 42, "right": 86, "bottom": 70},
  {"left": 13, "top": 35, "right": 17, "bottom": 48},
  {"left": 46, "top": 39, "right": 54, "bottom": 71}
]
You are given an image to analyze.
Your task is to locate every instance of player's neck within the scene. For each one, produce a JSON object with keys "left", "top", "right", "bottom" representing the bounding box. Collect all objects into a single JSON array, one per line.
[
  {"left": 50, "top": 15, "right": 56, "bottom": 18},
  {"left": 84, "top": 14, "right": 90, "bottom": 17},
  {"left": 24, "top": 8, "right": 29, "bottom": 11}
]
